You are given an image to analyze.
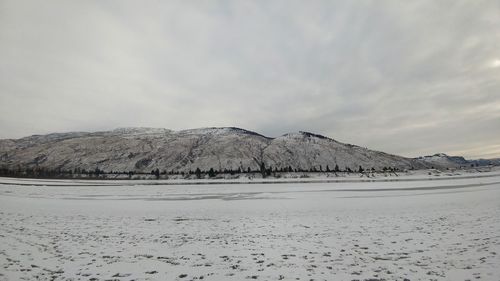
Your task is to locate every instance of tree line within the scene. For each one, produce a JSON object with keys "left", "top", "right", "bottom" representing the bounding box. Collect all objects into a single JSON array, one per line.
[{"left": 0, "top": 163, "right": 402, "bottom": 179}]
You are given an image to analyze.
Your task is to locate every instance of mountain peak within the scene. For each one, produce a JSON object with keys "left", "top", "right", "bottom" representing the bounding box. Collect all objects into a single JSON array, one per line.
[
  {"left": 112, "top": 127, "right": 172, "bottom": 135},
  {"left": 280, "top": 131, "right": 335, "bottom": 142},
  {"left": 298, "top": 131, "right": 330, "bottom": 140},
  {"left": 177, "top": 127, "right": 271, "bottom": 139}
]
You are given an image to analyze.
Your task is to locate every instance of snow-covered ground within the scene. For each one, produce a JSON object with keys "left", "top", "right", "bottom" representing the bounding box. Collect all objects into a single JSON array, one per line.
[
  {"left": 1, "top": 167, "right": 499, "bottom": 186},
  {"left": 1, "top": 172, "right": 500, "bottom": 280}
]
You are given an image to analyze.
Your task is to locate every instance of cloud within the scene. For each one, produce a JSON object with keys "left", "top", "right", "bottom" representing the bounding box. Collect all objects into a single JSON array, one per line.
[
  {"left": 0, "top": 0, "right": 499, "bottom": 158},
  {"left": 490, "top": 59, "right": 500, "bottom": 68}
]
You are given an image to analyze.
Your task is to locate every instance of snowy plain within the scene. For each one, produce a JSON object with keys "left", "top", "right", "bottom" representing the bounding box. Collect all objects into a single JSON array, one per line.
[{"left": 1, "top": 170, "right": 500, "bottom": 281}]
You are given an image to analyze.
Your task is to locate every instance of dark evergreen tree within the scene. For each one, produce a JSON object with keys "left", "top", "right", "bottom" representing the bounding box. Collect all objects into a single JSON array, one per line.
[
  {"left": 208, "top": 168, "right": 216, "bottom": 178},
  {"left": 260, "top": 162, "right": 266, "bottom": 177},
  {"left": 266, "top": 166, "right": 272, "bottom": 177}
]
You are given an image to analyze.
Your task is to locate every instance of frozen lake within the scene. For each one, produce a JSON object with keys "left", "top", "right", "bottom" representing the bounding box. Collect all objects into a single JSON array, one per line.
[{"left": 1, "top": 174, "right": 500, "bottom": 281}]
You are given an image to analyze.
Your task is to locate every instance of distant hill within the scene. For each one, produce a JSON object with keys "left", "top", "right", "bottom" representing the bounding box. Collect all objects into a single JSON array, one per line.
[
  {"left": 414, "top": 153, "right": 499, "bottom": 169},
  {"left": 414, "top": 153, "right": 469, "bottom": 168},
  {"left": 0, "top": 127, "right": 493, "bottom": 175}
]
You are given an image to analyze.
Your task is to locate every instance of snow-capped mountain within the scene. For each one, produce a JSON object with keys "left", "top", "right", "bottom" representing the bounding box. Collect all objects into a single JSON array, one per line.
[
  {"left": 0, "top": 127, "right": 447, "bottom": 173},
  {"left": 415, "top": 153, "right": 500, "bottom": 169},
  {"left": 414, "top": 153, "right": 471, "bottom": 168}
]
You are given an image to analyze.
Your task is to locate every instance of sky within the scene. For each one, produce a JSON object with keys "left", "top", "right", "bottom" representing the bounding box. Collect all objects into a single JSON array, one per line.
[{"left": 0, "top": 1, "right": 499, "bottom": 159}]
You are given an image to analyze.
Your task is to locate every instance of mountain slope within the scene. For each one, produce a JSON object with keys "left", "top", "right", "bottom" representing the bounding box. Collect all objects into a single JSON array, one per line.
[
  {"left": 414, "top": 153, "right": 470, "bottom": 168},
  {"left": 1, "top": 127, "right": 431, "bottom": 173}
]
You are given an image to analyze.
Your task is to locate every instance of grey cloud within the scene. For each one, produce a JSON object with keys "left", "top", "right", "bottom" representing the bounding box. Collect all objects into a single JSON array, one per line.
[{"left": 0, "top": 0, "right": 499, "bottom": 159}]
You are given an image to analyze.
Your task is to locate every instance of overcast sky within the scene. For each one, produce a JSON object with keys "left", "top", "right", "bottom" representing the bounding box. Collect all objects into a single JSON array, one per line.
[{"left": 1, "top": 1, "right": 499, "bottom": 159}]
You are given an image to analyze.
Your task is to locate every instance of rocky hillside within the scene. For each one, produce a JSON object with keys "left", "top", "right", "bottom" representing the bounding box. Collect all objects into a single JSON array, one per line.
[
  {"left": 415, "top": 153, "right": 500, "bottom": 169},
  {"left": 1, "top": 127, "right": 435, "bottom": 173},
  {"left": 414, "top": 153, "right": 470, "bottom": 168}
]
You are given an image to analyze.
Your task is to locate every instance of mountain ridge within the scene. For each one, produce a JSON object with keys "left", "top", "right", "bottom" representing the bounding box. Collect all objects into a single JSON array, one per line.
[{"left": 0, "top": 127, "right": 491, "bottom": 174}]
